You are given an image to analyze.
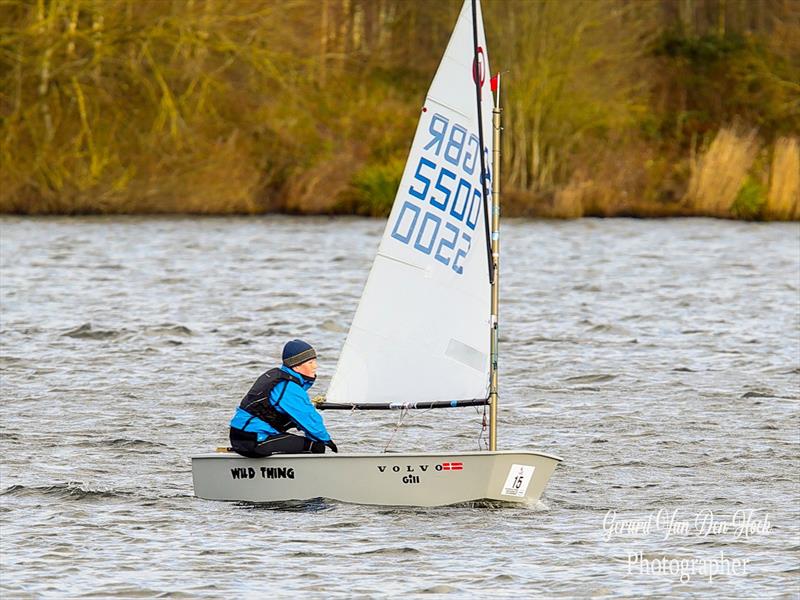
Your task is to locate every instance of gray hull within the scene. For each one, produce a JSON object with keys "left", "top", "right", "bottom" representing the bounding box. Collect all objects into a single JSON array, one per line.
[{"left": 191, "top": 450, "right": 561, "bottom": 506}]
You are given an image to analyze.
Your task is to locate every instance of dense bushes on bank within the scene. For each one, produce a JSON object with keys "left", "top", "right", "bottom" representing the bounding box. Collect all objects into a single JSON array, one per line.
[{"left": 1, "top": 0, "right": 797, "bottom": 219}]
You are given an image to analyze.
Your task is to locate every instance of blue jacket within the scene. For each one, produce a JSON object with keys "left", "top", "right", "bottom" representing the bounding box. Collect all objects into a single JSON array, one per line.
[{"left": 230, "top": 365, "right": 331, "bottom": 443}]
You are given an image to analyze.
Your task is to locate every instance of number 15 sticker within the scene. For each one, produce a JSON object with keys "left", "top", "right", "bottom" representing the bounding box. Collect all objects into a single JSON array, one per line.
[{"left": 501, "top": 464, "right": 535, "bottom": 497}]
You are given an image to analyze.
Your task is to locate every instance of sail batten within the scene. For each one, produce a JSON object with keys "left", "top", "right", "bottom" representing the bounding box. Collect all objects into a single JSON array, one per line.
[
  {"left": 374, "top": 252, "right": 426, "bottom": 271},
  {"left": 424, "top": 98, "right": 470, "bottom": 120},
  {"left": 327, "top": 0, "right": 493, "bottom": 406}
]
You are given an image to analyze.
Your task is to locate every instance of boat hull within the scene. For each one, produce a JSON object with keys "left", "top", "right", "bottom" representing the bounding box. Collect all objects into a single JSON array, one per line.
[{"left": 191, "top": 450, "right": 561, "bottom": 506}]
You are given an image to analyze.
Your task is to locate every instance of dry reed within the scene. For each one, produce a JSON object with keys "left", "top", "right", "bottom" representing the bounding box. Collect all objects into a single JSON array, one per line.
[
  {"left": 765, "top": 137, "right": 800, "bottom": 221},
  {"left": 550, "top": 180, "right": 586, "bottom": 218},
  {"left": 685, "top": 128, "right": 761, "bottom": 217}
]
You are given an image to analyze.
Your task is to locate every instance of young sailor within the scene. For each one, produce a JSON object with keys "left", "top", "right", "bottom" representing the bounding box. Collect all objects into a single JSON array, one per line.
[{"left": 229, "top": 339, "right": 337, "bottom": 457}]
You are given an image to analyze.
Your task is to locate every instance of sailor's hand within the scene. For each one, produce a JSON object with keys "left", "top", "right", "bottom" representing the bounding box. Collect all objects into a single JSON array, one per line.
[
  {"left": 311, "top": 395, "right": 325, "bottom": 407},
  {"left": 325, "top": 440, "right": 338, "bottom": 453}
]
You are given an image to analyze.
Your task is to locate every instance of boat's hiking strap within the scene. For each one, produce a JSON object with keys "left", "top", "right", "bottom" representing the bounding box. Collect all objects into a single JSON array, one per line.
[{"left": 215, "top": 447, "right": 234, "bottom": 453}]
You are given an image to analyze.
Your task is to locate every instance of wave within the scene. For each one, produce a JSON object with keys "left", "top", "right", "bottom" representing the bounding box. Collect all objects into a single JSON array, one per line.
[
  {"left": 414, "top": 585, "right": 464, "bottom": 594},
  {"left": 1, "top": 482, "right": 191, "bottom": 502},
  {"left": 235, "top": 498, "right": 335, "bottom": 512},
  {"left": 64, "top": 322, "right": 195, "bottom": 341},
  {"left": 598, "top": 460, "right": 649, "bottom": 467},
  {"left": 741, "top": 389, "right": 797, "bottom": 400},
  {"left": 524, "top": 335, "right": 577, "bottom": 343},
  {"left": 320, "top": 319, "right": 347, "bottom": 333},
  {"left": 72, "top": 438, "right": 169, "bottom": 450},
  {"left": 564, "top": 374, "right": 617, "bottom": 384},
  {"left": 62, "top": 323, "right": 124, "bottom": 340},
  {"left": 1, "top": 482, "right": 137, "bottom": 501},
  {"left": 352, "top": 546, "right": 423, "bottom": 556},
  {"left": 143, "top": 323, "right": 193, "bottom": 336}
]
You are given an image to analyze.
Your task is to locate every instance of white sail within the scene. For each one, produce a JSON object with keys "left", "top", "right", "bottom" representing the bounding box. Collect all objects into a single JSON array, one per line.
[{"left": 328, "top": 0, "right": 494, "bottom": 405}]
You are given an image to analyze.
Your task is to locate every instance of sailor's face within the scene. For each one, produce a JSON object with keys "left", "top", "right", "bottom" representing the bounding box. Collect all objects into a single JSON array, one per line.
[
  {"left": 296, "top": 358, "right": 318, "bottom": 378},
  {"left": 306, "top": 358, "right": 318, "bottom": 377}
]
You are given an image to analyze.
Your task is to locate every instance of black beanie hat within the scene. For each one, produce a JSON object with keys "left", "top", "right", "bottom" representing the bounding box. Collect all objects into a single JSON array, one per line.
[{"left": 282, "top": 339, "right": 316, "bottom": 368}]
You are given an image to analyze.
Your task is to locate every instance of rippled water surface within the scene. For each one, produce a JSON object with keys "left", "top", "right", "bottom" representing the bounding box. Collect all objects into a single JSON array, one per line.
[{"left": 1, "top": 216, "right": 798, "bottom": 598}]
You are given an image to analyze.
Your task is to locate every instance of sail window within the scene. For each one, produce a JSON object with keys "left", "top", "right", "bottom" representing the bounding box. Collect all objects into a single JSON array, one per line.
[{"left": 445, "top": 339, "right": 486, "bottom": 372}]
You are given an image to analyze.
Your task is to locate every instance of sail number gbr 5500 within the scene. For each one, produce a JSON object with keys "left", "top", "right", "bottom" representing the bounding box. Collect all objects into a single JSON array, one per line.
[{"left": 390, "top": 111, "right": 490, "bottom": 275}]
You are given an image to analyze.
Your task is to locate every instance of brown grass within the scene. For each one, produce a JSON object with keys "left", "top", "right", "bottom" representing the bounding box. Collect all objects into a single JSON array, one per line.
[
  {"left": 764, "top": 137, "right": 800, "bottom": 221},
  {"left": 113, "top": 133, "right": 265, "bottom": 215},
  {"left": 551, "top": 181, "right": 587, "bottom": 218},
  {"left": 532, "top": 141, "right": 681, "bottom": 219},
  {"left": 684, "top": 128, "right": 761, "bottom": 217},
  {"left": 283, "top": 150, "right": 360, "bottom": 214}
]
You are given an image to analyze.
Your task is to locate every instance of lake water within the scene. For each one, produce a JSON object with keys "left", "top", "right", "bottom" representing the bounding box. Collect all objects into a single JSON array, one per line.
[{"left": 1, "top": 216, "right": 798, "bottom": 597}]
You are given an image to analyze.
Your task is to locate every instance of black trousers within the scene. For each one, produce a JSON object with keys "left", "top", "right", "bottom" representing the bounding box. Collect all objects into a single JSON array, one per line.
[{"left": 230, "top": 428, "right": 326, "bottom": 458}]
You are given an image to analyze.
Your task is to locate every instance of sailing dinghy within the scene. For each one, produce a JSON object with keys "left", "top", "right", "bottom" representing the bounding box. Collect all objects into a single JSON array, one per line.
[{"left": 192, "top": 0, "right": 561, "bottom": 506}]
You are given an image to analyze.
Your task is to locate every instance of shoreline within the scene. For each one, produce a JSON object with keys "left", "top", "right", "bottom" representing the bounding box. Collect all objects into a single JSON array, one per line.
[{"left": 1, "top": 209, "right": 797, "bottom": 222}]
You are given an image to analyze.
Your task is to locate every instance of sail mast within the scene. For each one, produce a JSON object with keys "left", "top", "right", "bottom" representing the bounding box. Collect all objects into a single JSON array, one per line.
[{"left": 489, "top": 72, "right": 501, "bottom": 451}]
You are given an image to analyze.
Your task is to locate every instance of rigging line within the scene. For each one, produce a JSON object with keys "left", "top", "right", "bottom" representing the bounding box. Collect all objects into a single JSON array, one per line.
[
  {"left": 477, "top": 402, "right": 489, "bottom": 451},
  {"left": 471, "top": 0, "right": 494, "bottom": 286},
  {"left": 380, "top": 405, "right": 437, "bottom": 453},
  {"left": 382, "top": 406, "right": 409, "bottom": 453}
]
